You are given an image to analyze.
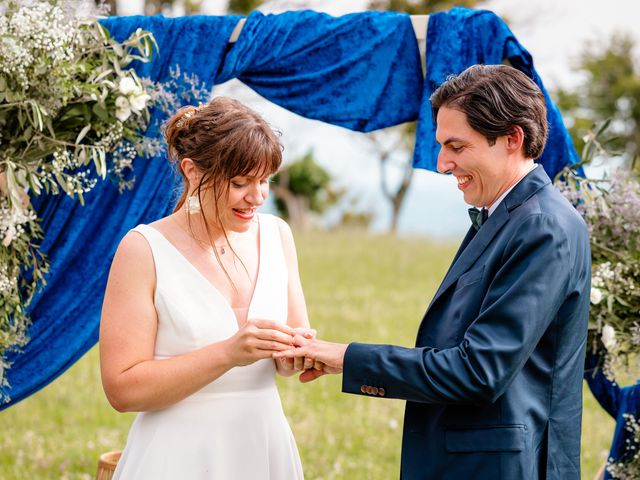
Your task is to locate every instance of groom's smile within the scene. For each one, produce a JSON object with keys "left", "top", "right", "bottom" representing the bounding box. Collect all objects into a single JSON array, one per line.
[{"left": 435, "top": 107, "right": 532, "bottom": 209}]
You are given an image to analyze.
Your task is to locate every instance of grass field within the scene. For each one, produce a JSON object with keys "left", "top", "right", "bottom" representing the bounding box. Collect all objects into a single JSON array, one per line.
[{"left": 0, "top": 230, "right": 614, "bottom": 479}]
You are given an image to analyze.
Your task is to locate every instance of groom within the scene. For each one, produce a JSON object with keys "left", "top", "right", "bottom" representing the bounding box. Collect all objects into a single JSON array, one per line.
[{"left": 277, "top": 65, "right": 591, "bottom": 479}]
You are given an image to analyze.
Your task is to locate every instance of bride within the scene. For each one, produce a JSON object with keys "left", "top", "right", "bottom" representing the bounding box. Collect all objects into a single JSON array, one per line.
[{"left": 100, "top": 97, "right": 314, "bottom": 479}]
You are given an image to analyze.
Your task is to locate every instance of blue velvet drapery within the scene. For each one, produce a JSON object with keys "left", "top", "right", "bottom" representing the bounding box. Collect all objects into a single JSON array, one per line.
[
  {"left": 1, "top": 8, "right": 579, "bottom": 408},
  {"left": 414, "top": 7, "right": 579, "bottom": 175}
]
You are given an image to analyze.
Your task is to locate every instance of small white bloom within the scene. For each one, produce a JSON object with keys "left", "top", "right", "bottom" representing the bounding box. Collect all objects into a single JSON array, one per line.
[
  {"left": 115, "top": 96, "right": 129, "bottom": 109},
  {"left": 2, "top": 230, "right": 14, "bottom": 247},
  {"left": 602, "top": 325, "right": 616, "bottom": 350},
  {"left": 590, "top": 287, "right": 602, "bottom": 305},
  {"left": 129, "top": 93, "right": 150, "bottom": 113},
  {"left": 115, "top": 96, "right": 131, "bottom": 122},
  {"left": 118, "top": 77, "right": 137, "bottom": 95}
]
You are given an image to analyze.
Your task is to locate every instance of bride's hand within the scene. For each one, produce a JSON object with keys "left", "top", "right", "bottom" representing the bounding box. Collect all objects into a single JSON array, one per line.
[
  {"left": 292, "top": 327, "right": 317, "bottom": 371},
  {"left": 224, "top": 319, "right": 295, "bottom": 367},
  {"left": 276, "top": 328, "right": 317, "bottom": 373}
]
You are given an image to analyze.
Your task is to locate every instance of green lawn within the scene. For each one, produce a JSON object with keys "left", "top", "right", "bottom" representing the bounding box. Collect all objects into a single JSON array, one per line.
[{"left": 0, "top": 230, "right": 614, "bottom": 479}]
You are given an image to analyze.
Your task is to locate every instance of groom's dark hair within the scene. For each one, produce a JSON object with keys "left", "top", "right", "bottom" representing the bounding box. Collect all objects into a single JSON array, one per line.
[{"left": 430, "top": 64, "right": 548, "bottom": 160}]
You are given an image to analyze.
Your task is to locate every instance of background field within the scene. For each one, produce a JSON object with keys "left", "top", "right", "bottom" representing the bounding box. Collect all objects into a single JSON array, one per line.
[{"left": 0, "top": 230, "right": 614, "bottom": 479}]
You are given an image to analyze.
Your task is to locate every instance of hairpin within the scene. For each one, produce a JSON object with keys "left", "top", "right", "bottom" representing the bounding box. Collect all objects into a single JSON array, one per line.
[{"left": 176, "top": 109, "right": 195, "bottom": 129}]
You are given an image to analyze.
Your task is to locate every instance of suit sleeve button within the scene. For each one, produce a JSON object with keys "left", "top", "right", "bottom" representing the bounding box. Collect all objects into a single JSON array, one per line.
[
  {"left": 378, "top": 388, "right": 386, "bottom": 397},
  {"left": 360, "top": 385, "right": 367, "bottom": 394}
]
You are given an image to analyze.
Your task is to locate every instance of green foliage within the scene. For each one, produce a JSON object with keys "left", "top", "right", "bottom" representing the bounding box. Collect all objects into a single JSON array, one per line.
[
  {"left": 227, "top": 0, "right": 264, "bottom": 15},
  {"left": 555, "top": 34, "right": 640, "bottom": 167},
  {"left": 0, "top": 231, "right": 614, "bottom": 479},
  {"left": 272, "top": 151, "right": 341, "bottom": 219},
  {"left": 368, "top": 0, "right": 481, "bottom": 14}
]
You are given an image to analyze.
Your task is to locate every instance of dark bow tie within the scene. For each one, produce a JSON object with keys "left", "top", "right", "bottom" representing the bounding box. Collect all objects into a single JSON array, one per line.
[{"left": 468, "top": 207, "right": 488, "bottom": 231}]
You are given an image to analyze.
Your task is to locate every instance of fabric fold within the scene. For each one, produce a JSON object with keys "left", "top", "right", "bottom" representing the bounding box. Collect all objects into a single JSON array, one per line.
[{"left": 217, "top": 10, "right": 423, "bottom": 131}]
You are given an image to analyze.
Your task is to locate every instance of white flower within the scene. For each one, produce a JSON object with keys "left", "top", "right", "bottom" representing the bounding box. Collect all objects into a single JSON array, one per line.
[
  {"left": 129, "top": 93, "right": 151, "bottom": 113},
  {"left": 118, "top": 77, "right": 138, "bottom": 95},
  {"left": 115, "top": 96, "right": 131, "bottom": 122},
  {"left": 590, "top": 287, "right": 602, "bottom": 305},
  {"left": 602, "top": 325, "right": 616, "bottom": 350},
  {"left": 2, "top": 229, "right": 14, "bottom": 247}
]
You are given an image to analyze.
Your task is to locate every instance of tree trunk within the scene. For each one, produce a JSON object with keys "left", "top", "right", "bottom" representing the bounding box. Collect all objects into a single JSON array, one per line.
[
  {"left": 271, "top": 184, "right": 311, "bottom": 230},
  {"left": 389, "top": 172, "right": 412, "bottom": 234}
]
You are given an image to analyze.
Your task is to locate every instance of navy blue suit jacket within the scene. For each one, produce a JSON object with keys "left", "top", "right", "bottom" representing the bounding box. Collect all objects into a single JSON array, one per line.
[{"left": 343, "top": 167, "right": 591, "bottom": 479}]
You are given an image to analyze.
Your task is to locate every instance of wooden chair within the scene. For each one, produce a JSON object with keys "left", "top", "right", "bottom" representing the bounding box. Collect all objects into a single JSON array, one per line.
[{"left": 95, "top": 451, "right": 121, "bottom": 480}]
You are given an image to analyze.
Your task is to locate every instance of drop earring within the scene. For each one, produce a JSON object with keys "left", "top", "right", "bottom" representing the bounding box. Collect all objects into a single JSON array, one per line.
[{"left": 186, "top": 195, "right": 201, "bottom": 214}]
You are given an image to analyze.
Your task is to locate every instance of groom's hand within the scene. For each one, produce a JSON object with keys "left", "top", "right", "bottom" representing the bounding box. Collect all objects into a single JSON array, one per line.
[
  {"left": 275, "top": 327, "right": 316, "bottom": 375},
  {"left": 274, "top": 338, "right": 347, "bottom": 383}
]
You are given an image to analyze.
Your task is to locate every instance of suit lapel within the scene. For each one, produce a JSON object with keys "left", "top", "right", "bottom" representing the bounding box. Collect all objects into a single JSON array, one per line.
[
  {"left": 426, "top": 166, "right": 553, "bottom": 310},
  {"left": 428, "top": 204, "right": 509, "bottom": 308}
]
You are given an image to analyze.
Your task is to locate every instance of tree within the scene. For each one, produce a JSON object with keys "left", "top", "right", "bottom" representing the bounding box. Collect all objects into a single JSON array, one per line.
[
  {"left": 228, "top": 0, "right": 264, "bottom": 14},
  {"left": 364, "top": 123, "right": 416, "bottom": 234},
  {"left": 555, "top": 34, "right": 640, "bottom": 168},
  {"left": 271, "top": 151, "right": 341, "bottom": 230},
  {"left": 365, "top": 0, "right": 484, "bottom": 234},
  {"left": 368, "top": 0, "right": 481, "bottom": 14}
]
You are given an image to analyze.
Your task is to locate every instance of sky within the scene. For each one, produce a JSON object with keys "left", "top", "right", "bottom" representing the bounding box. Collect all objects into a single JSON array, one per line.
[{"left": 117, "top": 0, "right": 640, "bottom": 238}]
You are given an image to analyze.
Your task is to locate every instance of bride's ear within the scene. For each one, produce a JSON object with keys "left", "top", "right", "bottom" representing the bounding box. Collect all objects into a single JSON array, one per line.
[{"left": 181, "top": 157, "right": 202, "bottom": 193}]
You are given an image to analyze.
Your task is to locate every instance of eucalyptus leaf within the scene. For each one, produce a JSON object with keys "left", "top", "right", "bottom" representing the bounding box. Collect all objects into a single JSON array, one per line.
[
  {"left": 5, "top": 165, "right": 24, "bottom": 210},
  {"left": 93, "top": 148, "right": 107, "bottom": 178},
  {"left": 75, "top": 124, "right": 92, "bottom": 145},
  {"left": 92, "top": 103, "right": 109, "bottom": 122},
  {"left": 30, "top": 102, "right": 44, "bottom": 131},
  {"left": 53, "top": 173, "right": 70, "bottom": 195}
]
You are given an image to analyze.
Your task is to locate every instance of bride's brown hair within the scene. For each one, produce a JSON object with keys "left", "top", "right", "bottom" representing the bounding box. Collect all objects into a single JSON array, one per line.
[{"left": 164, "top": 97, "right": 282, "bottom": 283}]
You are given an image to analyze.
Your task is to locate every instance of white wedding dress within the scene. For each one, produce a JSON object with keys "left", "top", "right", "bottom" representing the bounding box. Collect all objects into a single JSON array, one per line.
[{"left": 113, "top": 214, "right": 304, "bottom": 479}]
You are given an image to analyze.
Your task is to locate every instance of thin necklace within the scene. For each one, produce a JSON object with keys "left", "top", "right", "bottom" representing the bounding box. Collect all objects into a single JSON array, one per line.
[{"left": 171, "top": 215, "right": 229, "bottom": 255}]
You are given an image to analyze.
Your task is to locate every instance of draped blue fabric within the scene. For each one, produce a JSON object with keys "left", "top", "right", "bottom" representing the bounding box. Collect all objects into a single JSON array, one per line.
[
  {"left": 414, "top": 7, "right": 579, "bottom": 178},
  {"left": 218, "top": 10, "right": 423, "bottom": 131},
  {"left": 2, "top": 8, "right": 579, "bottom": 408},
  {"left": 584, "top": 353, "right": 640, "bottom": 478}
]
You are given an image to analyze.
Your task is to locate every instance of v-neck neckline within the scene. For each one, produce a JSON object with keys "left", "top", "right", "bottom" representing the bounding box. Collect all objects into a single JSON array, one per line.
[{"left": 145, "top": 217, "right": 263, "bottom": 331}]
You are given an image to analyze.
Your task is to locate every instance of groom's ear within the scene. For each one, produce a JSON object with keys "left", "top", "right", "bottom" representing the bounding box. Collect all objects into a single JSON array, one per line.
[{"left": 505, "top": 125, "right": 526, "bottom": 155}]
